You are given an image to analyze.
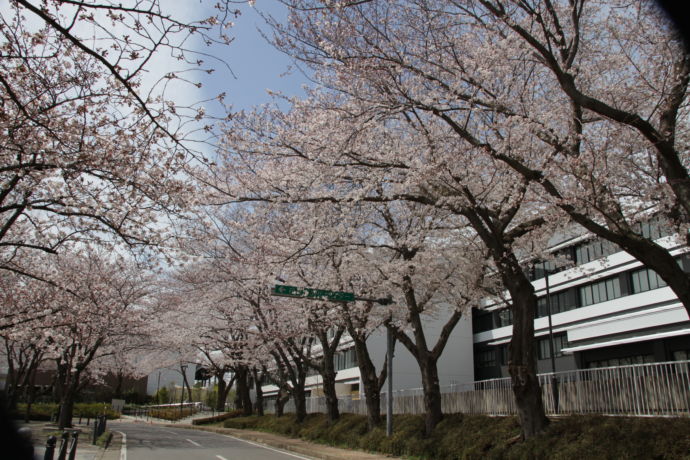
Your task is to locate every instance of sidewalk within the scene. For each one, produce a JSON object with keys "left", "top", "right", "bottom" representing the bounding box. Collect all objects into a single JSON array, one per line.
[{"left": 19, "top": 421, "right": 121, "bottom": 460}]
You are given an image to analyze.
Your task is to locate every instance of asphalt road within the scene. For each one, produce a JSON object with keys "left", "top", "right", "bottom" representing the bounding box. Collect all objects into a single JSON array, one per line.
[{"left": 109, "top": 421, "right": 317, "bottom": 460}]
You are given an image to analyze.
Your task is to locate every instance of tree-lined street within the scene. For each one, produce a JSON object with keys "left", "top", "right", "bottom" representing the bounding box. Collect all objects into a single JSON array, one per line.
[
  {"left": 2, "top": 0, "right": 688, "bottom": 455},
  {"left": 110, "top": 421, "right": 318, "bottom": 460}
]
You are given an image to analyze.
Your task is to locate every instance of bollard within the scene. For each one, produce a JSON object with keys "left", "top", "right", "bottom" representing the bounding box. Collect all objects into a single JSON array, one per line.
[
  {"left": 56, "top": 431, "right": 69, "bottom": 460},
  {"left": 92, "top": 415, "right": 107, "bottom": 444},
  {"left": 92, "top": 420, "right": 98, "bottom": 445},
  {"left": 67, "top": 431, "right": 79, "bottom": 460},
  {"left": 44, "top": 435, "right": 57, "bottom": 460}
]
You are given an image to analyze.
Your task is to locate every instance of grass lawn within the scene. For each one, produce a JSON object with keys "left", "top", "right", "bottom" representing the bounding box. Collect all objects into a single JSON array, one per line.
[{"left": 218, "top": 412, "right": 690, "bottom": 459}]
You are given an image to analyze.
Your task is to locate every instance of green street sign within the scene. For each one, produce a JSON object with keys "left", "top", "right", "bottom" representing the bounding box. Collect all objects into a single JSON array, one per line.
[{"left": 271, "top": 284, "right": 356, "bottom": 302}]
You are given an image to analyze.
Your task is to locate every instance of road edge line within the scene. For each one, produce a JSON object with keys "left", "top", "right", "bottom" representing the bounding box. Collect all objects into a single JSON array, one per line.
[
  {"left": 116, "top": 431, "right": 127, "bottom": 460},
  {"left": 222, "top": 434, "right": 314, "bottom": 460}
]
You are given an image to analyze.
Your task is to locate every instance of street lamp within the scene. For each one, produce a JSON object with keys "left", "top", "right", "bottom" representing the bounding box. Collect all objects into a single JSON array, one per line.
[
  {"left": 541, "top": 262, "right": 559, "bottom": 413},
  {"left": 180, "top": 364, "right": 188, "bottom": 419}
]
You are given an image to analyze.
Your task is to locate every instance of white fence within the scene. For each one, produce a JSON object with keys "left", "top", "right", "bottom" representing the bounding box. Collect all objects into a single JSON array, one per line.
[{"left": 264, "top": 360, "right": 690, "bottom": 417}]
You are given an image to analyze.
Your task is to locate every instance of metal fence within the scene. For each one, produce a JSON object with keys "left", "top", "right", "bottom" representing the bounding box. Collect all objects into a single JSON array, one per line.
[{"left": 264, "top": 360, "right": 690, "bottom": 417}]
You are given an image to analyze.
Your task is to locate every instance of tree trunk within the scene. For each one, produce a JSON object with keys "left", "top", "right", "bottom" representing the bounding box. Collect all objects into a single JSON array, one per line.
[
  {"left": 181, "top": 365, "right": 193, "bottom": 402},
  {"left": 252, "top": 369, "right": 264, "bottom": 416},
  {"left": 293, "top": 383, "right": 307, "bottom": 423},
  {"left": 114, "top": 371, "right": 124, "bottom": 399},
  {"left": 275, "top": 388, "right": 289, "bottom": 417},
  {"left": 418, "top": 355, "right": 443, "bottom": 436},
  {"left": 502, "top": 262, "right": 550, "bottom": 439},
  {"left": 215, "top": 372, "right": 235, "bottom": 412},
  {"left": 216, "top": 376, "right": 228, "bottom": 412},
  {"left": 235, "top": 366, "right": 253, "bottom": 416},
  {"left": 318, "top": 347, "right": 340, "bottom": 423},
  {"left": 23, "top": 369, "right": 37, "bottom": 423},
  {"left": 58, "top": 381, "right": 79, "bottom": 430},
  {"left": 346, "top": 321, "right": 385, "bottom": 430}
]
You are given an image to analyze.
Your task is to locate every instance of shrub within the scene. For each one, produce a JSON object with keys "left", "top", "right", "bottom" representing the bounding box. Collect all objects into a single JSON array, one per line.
[
  {"left": 149, "top": 407, "right": 196, "bottom": 421},
  {"left": 15, "top": 403, "right": 120, "bottom": 421},
  {"left": 95, "top": 431, "right": 113, "bottom": 448},
  {"left": 221, "top": 413, "right": 690, "bottom": 460},
  {"left": 193, "top": 410, "right": 244, "bottom": 425}
]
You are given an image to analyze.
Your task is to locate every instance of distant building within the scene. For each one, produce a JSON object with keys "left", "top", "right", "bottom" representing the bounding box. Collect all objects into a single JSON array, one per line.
[
  {"left": 146, "top": 365, "right": 198, "bottom": 396},
  {"left": 473, "top": 224, "right": 690, "bottom": 380},
  {"left": 260, "top": 304, "right": 475, "bottom": 401}
]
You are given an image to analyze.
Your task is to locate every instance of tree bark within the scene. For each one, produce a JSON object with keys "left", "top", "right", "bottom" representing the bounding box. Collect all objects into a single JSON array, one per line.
[
  {"left": 501, "top": 259, "right": 550, "bottom": 439},
  {"left": 346, "top": 317, "right": 386, "bottom": 430},
  {"left": 234, "top": 366, "right": 253, "bottom": 416},
  {"left": 58, "top": 379, "right": 79, "bottom": 430},
  {"left": 23, "top": 368, "right": 37, "bottom": 423},
  {"left": 320, "top": 361, "right": 339, "bottom": 423},
  {"left": 215, "top": 372, "right": 234, "bottom": 412},
  {"left": 181, "top": 365, "right": 193, "bottom": 402},
  {"left": 312, "top": 327, "right": 343, "bottom": 424},
  {"left": 275, "top": 388, "right": 290, "bottom": 417},
  {"left": 293, "top": 382, "right": 307, "bottom": 423},
  {"left": 252, "top": 368, "right": 264, "bottom": 416},
  {"left": 418, "top": 354, "right": 442, "bottom": 436}
]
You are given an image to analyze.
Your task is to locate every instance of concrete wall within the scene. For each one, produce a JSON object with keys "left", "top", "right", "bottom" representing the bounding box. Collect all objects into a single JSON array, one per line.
[{"left": 366, "top": 304, "right": 474, "bottom": 392}]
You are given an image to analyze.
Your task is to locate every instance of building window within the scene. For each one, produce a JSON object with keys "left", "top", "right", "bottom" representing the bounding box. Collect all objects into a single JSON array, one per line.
[
  {"left": 473, "top": 310, "right": 495, "bottom": 333},
  {"left": 679, "top": 254, "right": 690, "bottom": 273},
  {"left": 476, "top": 349, "right": 497, "bottom": 368},
  {"left": 630, "top": 267, "right": 668, "bottom": 293},
  {"left": 587, "top": 354, "right": 654, "bottom": 368},
  {"left": 574, "top": 239, "right": 619, "bottom": 265},
  {"left": 334, "top": 348, "right": 357, "bottom": 371},
  {"left": 579, "top": 276, "right": 622, "bottom": 306},
  {"left": 672, "top": 350, "right": 690, "bottom": 361},
  {"left": 537, "top": 288, "right": 578, "bottom": 317},
  {"left": 637, "top": 216, "right": 672, "bottom": 241},
  {"left": 537, "top": 333, "right": 568, "bottom": 360},
  {"left": 499, "top": 344, "right": 509, "bottom": 365},
  {"left": 497, "top": 309, "right": 512, "bottom": 327}
]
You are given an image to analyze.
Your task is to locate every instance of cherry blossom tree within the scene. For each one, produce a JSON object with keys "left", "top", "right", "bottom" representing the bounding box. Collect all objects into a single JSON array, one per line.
[
  {"left": 211, "top": 91, "right": 563, "bottom": 436},
  {"left": 33, "top": 248, "right": 154, "bottom": 429},
  {"left": 0, "top": 0, "right": 238, "bottom": 273},
  {"left": 156, "top": 266, "right": 271, "bottom": 413},
  {"left": 269, "top": 0, "right": 690, "bottom": 318},
  {"left": 358, "top": 201, "right": 490, "bottom": 434},
  {"left": 1, "top": 329, "right": 48, "bottom": 417}
]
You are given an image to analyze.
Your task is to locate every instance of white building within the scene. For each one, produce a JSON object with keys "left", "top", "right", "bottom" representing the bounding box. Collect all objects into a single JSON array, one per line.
[
  {"left": 473, "top": 225, "right": 690, "bottom": 380},
  {"left": 260, "top": 304, "right": 475, "bottom": 400}
]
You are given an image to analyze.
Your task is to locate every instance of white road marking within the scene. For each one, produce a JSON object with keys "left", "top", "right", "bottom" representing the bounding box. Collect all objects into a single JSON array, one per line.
[
  {"left": 216, "top": 456, "right": 228, "bottom": 460},
  {"left": 186, "top": 438, "right": 202, "bottom": 447},
  {"left": 117, "top": 431, "right": 127, "bottom": 460},
  {"left": 222, "top": 435, "right": 314, "bottom": 460},
  {"left": 162, "top": 429, "right": 178, "bottom": 435}
]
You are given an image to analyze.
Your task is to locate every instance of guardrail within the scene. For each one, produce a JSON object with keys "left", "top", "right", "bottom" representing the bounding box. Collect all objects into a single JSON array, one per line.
[{"left": 263, "top": 360, "right": 690, "bottom": 417}]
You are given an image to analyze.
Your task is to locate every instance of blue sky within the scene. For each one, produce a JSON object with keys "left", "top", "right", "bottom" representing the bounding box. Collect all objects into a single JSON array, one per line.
[{"left": 201, "top": 1, "right": 308, "bottom": 112}]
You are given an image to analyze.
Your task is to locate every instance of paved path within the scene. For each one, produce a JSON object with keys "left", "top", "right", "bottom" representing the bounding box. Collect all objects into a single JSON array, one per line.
[
  {"left": 112, "top": 421, "right": 318, "bottom": 460},
  {"left": 21, "top": 416, "right": 397, "bottom": 460}
]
